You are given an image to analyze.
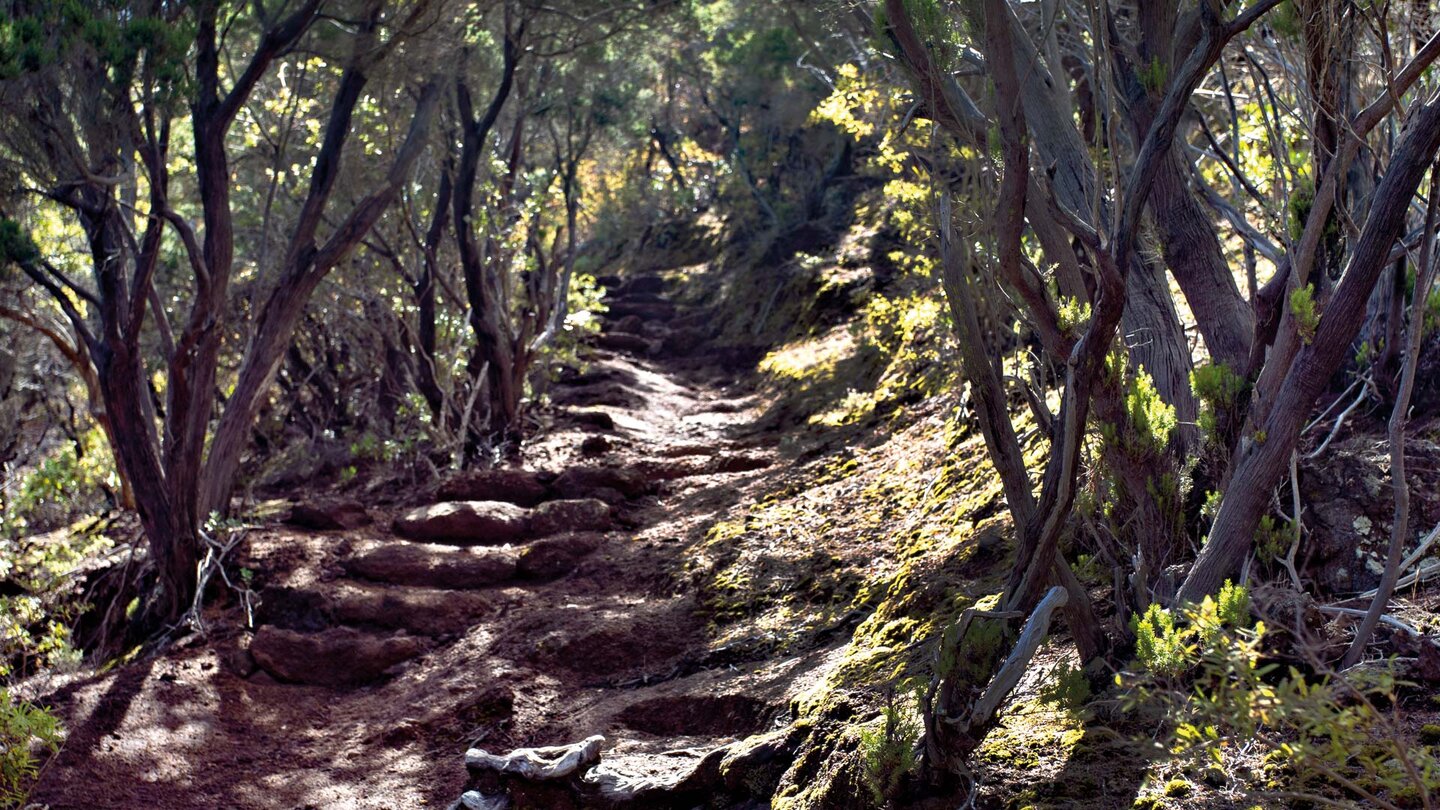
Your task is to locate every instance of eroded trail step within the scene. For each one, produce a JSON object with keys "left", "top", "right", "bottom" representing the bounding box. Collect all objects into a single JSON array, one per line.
[
  {"left": 244, "top": 271, "right": 775, "bottom": 699},
  {"left": 251, "top": 494, "right": 621, "bottom": 685},
  {"left": 32, "top": 270, "right": 788, "bottom": 810},
  {"left": 434, "top": 275, "right": 801, "bottom": 808}
]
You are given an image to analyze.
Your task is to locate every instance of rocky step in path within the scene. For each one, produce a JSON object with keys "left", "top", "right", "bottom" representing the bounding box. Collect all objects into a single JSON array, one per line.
[
  {"left": 432, "top": 273, "right": 799, "bottom": 809},
  {"left": 29, "top": 268, "right": 794, "bottom": 810},
  {"left": 253, "top": 491, "right": 620, "bottom": 686},
  {"left": 246, "top": 271, "right": 770, "bottom": 697}
]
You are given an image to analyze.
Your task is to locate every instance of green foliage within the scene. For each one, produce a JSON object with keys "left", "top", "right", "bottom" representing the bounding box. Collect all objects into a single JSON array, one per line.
[
  {"left": 1056, "top": 296, "right": 1091, "bottom": 338},
  {"left": 1287, "top": 182, "right": 1314, "bottom": 244},
  {"left": 0, "top": 509, "right": 110, "bottom": 679},
  {"left": 0, "top": 690, "right": 61, "bottom": 806},
  {"left": 1191, "top": 363, "right": 1245, "bottom": 405},
  {"left": 872, "top": 0, "right": 962, "bottom": 73},
  {"left": 1132, "top": 601, "right": 1187, "bottom": 678},
  {"left": 347, "top": 430, "right": 423, "bottom": 468},
  {"left": 1289, "top": 286, "right": 1320, "bottom": 344},
  {"left": 860, "top": 686, "right": 922, "bottom": 805},
  {"left": 2, "top": 430, "right": 119, "bottom": 538},
  {"left": 1287, "top": 180, "right": 1341, "bottom": 268},
  {"left": 0, "top": 15, "right": 52, "bottom": 79},
  {"left": 0, "top": 220, "right": 38, "bottom": 267},
  {"left": 0, "top": 2, "right": 191, "bottom": 97},
  {"left": 1210, "top": 579, "right": 1251, "bottom": 630},
  {"left": 1354, "top": 338, "right": 1375, "bottom": 368},
  {"left": 0, "top": 595, "right": 81, "bottom": 680},
  {"left": 1269, "top": 0, "right": 1302, "bottom": 39},
  {"left": 1132, "top": 581, "right": 1250, "bottom": 680},
  {"left": 1190, "top": 362, "right": 1246, "bottom": 440},
  {"left": 1163, "top": 778, "right": 1191, "bottom": 797},
  {"left": 1405, "top": 264, "right": 1440, "bottom": 338},
  {"left": 1253, "top": 514, "right": 1294, "bottom": 562},
  {"left": 1120, "top": 370, "right": 1177, "bottom": 456},
  {"left": 1200, "top": 489, "right": 1222, "bottom": 521},
  {"left": 1426, "top": 284, "right": 1440, "bottom": 339},
  {"left": 1037, "top": 661, "right": 1092, "bottom": 714},
  {"left": 550, "top": 271, "right": 608, "bottom": 366},
  {"left": 1124, "top": 582, "right": 1439, "bottom": 806}
]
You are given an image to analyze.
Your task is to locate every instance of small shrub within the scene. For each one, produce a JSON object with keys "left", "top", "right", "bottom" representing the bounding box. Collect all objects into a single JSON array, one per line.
[
  {"left": 1253, "top": 514, "right": 1294, "bottom": 563},
  {"left": 2, "top": 428, "right": 118, "bottom": 538},
  {"left": 0, "top": 689, "right": 62, "bottom": 806},
  {"left": 1121, "top": 371, "right": 1178, "bottom": 456},
  {"left": 1190, "top": 362, "right": 1247, "bottom": 440},
  {"left": 1056, "top": 296, "right": 1092, "bottom": 338},
  {"left": 860, "top": 687, "right": 921, "bottom": 805},
  {"left": 1289, "top": 286, "right": 1320, "bottom": 344},
  {"left": 1037, "top": 660, "right": 1091, "bottom": 714},
  {"left": 0, "top": 521, "right": 109, "bottom": 678},
  {"left": 1163, "top": 777, "right": 1191, "bottom": 797},
  {"left": 1122, "top": 582, "right": 1440, "bottom": 807},
  {"left": 1132, "top": 601, "right": 1188, "bottom": 679}
]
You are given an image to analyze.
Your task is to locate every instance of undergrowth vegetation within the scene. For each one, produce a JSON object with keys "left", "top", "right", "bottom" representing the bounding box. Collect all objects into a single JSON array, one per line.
[
  {"left": 0, "top": 688, "right": 61, "bottom": 807},
  {"left": 1123, "top": 583, "right": 1440, "bottom": 808}
]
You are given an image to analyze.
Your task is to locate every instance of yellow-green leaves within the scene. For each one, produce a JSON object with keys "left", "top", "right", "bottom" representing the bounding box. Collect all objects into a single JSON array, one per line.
[
  {"left": 1122, "top": 369, "right": 1178, "bottom": 456},
  {"left": 808, "top": 64, "right": 883, "bottom": 139},
  {"left": 1288, "top": 286, "right": 1319, "bottom": 344}
]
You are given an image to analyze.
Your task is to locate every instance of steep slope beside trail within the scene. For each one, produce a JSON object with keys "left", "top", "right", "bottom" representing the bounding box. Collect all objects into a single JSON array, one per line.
[{"left": 28, "top": 272, "right": 836, "bottom": 808}]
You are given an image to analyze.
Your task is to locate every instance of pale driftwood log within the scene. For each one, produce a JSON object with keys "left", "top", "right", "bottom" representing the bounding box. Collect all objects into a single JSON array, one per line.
[
  {"left": 968, "top": 585, "right": 1068, "bottom": 728},
  {"left": 465, "top": 734, "right": 605, "bottom": 780},
  {"left": 1318, "top": 605, "right": 1423, "bottom": 637},
  {"left": 454, "top": 733, "right": 738, "bottom": 810},
  {"left": 1357, "top": 559, "right": 1440, "bottom": 601},
  {"left": 455, "top": 791, "right": 509, "bottom": 810}
]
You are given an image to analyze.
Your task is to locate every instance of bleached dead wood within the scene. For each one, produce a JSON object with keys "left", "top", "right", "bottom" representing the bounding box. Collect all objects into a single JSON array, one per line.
[
  {"left": 455, "top": 791, "right": 509, "bottom": 810},
  {"left": 465, "top": 734, "right": 605, "bottom": 780},
  {"left": 968, "top": 585, "right": 1069, "bottom": 727}
]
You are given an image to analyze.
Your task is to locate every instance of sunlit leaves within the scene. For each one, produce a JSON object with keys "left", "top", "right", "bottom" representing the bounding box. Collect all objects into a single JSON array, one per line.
[{"left": 810, "top": 64, "right": 885, "bottom": 139}]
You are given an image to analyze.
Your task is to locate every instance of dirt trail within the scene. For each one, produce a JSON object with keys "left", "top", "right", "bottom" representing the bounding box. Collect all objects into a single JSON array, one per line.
[{"left": 30, "top": 274, "right": 827, "bottom": 808}]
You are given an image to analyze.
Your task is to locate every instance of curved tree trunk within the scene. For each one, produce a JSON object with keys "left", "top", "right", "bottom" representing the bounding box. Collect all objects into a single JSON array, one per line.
[
  {"left": 201, "top": 78, "right": 441, "bottom": 517},
  {"left": 1179, "top": 98, "right": 1440, "bottom": 604}
]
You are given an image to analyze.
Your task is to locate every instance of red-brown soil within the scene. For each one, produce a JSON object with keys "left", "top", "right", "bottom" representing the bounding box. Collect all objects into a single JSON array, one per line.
[{"left": 27, "top": 275, "right": 827, "bottom": 808}]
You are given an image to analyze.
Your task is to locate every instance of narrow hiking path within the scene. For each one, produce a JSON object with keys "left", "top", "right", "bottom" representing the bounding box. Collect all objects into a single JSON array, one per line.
[{"left": 29, "top": 273, "right": 830, "bottom": 808}]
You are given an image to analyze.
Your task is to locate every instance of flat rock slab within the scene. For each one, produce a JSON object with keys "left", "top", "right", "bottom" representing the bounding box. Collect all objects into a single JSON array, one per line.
[
  {"left": 394, "top": 501, "right": 529, "bottom": 545},
  {"left": 250, "top": 626, "right": 425, "bottom": 687},
  {"left": 327, "top": 582, "right": 492, "bottom": 637},
  {"left": 619, "top": 275, "right": 666, "bottom": 296},
  {"left": 604, "top": 301, "right": 675, "bottom": 320},
  {"left": 580, "top": 435, "right": 613, "bottom": 456},
  {"left": 593, "top": 333, "right": 655, "bottom": 354},
  {"left": 660, "top": 327, "right": 707, "bottom": 357},
  {"left": 517, "top": 533, "right": 603, "bottom": 580},
  {"left": 255, "top": 586, "right": 331, "bottom": 632},
  {"left": 615, "top": 454, "right": 767, "bottom": 483},
  {"left": 551, "top": 382, "right": 641, "bottom": 409},
  {"left": 611, "top": 314, "right": 646, "bottom": 334},
  {"left": 286, "top": 499, "right": 372, "bottom": 531},
  {"left": 709, "top": 453, "right": 773, "bottom": 474},
  {"left": 529, "top": 499, "right": 613, "bottom": 537},
  {"left": 437, "top": 469, "right": 549, "bottom": 506},
  {"left": 551, "top": 466, "right": 651, "bottom": 502},
  {"left": 345, "top": 543, "right": 517, "bottom": 589},
  {"left": 563, "top": 409, "right": 616, "bottom": 431},
  {"left": 630, "top": 458, "right": 708, "bottom": 482}
]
